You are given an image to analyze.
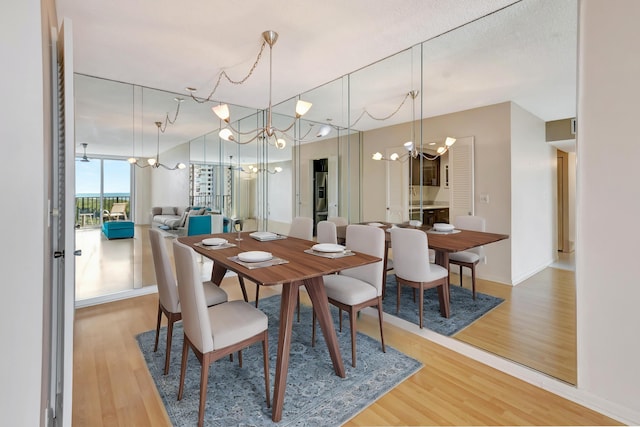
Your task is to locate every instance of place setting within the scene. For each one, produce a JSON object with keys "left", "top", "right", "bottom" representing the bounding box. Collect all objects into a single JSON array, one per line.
[
  {"left": 228, "top": 250, "right": 289, "bottom": 269},
  {"left": 426, "top": 222, "right": 461, "bottom": 234},
  {"left": 193, "top": 237, "right": 237, "bottom": 250},
  {"left": 304, "top": 243, "right": 355, "bottom": 259},
  {"left": 248, "top": 231, "right": 287, "bottom": 241}
]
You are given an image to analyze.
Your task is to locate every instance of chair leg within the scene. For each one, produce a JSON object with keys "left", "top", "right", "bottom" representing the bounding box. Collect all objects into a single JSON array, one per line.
[
  {"left": 153, "top": 304, "right": 162, "bottom": 352},
  {"left": 237, "top": 275, "right": 249, "bottom": 303},
  {"left": 197, "top": 355, "right": 210, "bottom": 427},
  {"left": 164, "top": 315, "right": 176, "bottom": 375},
  {"left": 177, "top": 337, "right": 189, "bottom": 401},
  {"left": 238, "top": 350, "right": 243, "bottom": 368},
  {"left": 396, "top": 282, "right": 401, "bottom": 314},
  {"left": 349, "top": 308, "right": 357, "bottom": 368},
  {"left": 471, "top": 265, "right": 477, "bottom": 300},
  {"left": 311, "top": 310, "right": 316, "bottom": 347},
  {"left": 377, "top": 296, "right": 386, "bottom": 353},
  {"left": 262, "top": 332, "right": 271, "bottom": 408},
  {"left": 338, "top": 308, "right": 343, "bottom": 332},
  {"left": 459, "top": 265, "right": 463, "bottom": 286},
  {"left": 297, "top": 291, "right": 301, "bottom": 322},
  {"left": 419, "top": 285, "right": 425, "bottom": 329}
]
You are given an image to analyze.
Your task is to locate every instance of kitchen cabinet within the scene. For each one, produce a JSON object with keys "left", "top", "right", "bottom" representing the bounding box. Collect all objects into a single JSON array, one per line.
[
  {"left": 410, "top": 155, "right": 440, "bottom": 186},
  {"left": 435, "top": 208, "right": 449, "bottom": 223}
]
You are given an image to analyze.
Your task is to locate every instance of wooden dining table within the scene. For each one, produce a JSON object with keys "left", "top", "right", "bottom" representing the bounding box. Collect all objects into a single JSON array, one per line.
[
  {"left": 177, "top": 232, "right": 381, "bottom": 422},
  {"left": 337, "top": 222, "right": 509, "bottom": 317}
]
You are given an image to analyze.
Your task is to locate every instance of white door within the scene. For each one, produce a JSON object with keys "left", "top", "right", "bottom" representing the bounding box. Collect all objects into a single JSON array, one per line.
[
  {"left": 385, "top": 147, "right": 408, "bottom": 223},
  {"left": 449, "top": 136, "right": 475, "bottom": 220}
]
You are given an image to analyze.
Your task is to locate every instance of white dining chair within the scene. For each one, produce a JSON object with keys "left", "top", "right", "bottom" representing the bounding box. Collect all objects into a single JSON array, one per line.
[
  {"left": 173, "top": 240, "right": 270, "bottom": 427},
  {"left": 313, "top": 224, "right": 386, "bottom": 367},
  {"left": 449, "top": 215, "right": 486, "bottom": 299},
  {"left": 390, "top": 227, "right": 450, "bottom": 329},
  {"left": 316, "top": 220, "right": 337, "bottom": 244},
  {"left": 148, "top": 228, "right": 228, "bottom": 375}
]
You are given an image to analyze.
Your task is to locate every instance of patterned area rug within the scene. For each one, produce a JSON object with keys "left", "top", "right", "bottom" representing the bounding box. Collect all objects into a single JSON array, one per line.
[
  {"left": 136, "top": 295, "right": 422, "bottom": 426},
  {"left": 381, "top": 275, "right": 504, "bottom": 336}
]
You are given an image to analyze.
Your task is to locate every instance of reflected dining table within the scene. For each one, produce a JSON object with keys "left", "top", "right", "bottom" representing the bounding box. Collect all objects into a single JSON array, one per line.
[
  {"left": 177, "top": 232, "right": 380, "bottom": 422},
  {"left": 337, "top": 222, "right": 509, "bottom": 317}
]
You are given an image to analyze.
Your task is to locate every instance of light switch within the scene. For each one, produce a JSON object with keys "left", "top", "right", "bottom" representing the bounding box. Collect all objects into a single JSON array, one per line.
[{"left": 480, "top": 193, "right": 490, "bottom": 203}]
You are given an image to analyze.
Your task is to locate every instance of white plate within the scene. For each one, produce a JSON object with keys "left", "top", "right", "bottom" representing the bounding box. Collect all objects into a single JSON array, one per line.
[
  {"left": 238, "top": 251, "right": 273, "bottom": 263},
  {"left": 433, "top": 223, "right": 454, "bottom": 232},
  {"left": 409, "top": 220, "right": 422, "bottom": 227},
  {"left": 201, "top": 238, "right": 227, "bottom": 246},
  {"left": 367, "top": 222, "right": 384, "bottom": 227},
  {"left": 311, "top": 243, "right": 346, "bottom": 253}
]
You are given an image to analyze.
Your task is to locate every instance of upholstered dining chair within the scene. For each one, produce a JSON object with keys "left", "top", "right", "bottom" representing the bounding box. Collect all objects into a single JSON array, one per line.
[
  {"left": 448, "top": 215, "right": 486, "bottom": 299},
  {"left": 148, "top": 229, "right": 228, "bottom": 375},
  {"left": 313, "top": 224, "right": 386, "bottom": 367},
  {"left": 173, "top": 240, "right": 270, "bottom": 427},
  {"left": 251, "top": 216, "right": 314, "bottom": 313},
  {"left": 316, "top": 220, "right": 337, "bottom": 244},
  {"left": 390, "top": 227, "right": 450, "bottom": 329}
]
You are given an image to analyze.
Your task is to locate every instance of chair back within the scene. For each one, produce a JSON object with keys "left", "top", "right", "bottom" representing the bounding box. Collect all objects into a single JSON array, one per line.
[
  {"left": 327, "top": 216, "right": 348, "bottom": 227},
  {"left": 289, "top": 216, "right": 313, "bottom": 240},
  {"left": 391, "top": 227, "right": 441, "bottom": 282},
  {"left": 148, "top": 229, "right": 180, "bottom": 313},
  {"left": 316, "top": 220, "right": 337, "bottom": 244},
  {"left": 186, "top": 215, "right": 212, "bottom": 236},
  {"left": 454, "top": 215, "right": 486, "bottom": 257},
  {"left": 341, "top": 225, "right": 385, "bottom": 294},
  {"left": 173, "top": 241, "right": 214, "bottom": 354}
]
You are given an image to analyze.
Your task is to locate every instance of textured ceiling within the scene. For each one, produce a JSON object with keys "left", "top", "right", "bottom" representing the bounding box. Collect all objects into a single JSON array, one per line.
[{"left": 57, "top": 0, "right": 577, "bottom": 158}]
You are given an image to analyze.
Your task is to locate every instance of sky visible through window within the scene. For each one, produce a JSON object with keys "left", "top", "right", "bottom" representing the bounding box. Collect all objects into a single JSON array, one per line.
[{"left": 76, "top": 159, "right": 131, "bottom": 196}]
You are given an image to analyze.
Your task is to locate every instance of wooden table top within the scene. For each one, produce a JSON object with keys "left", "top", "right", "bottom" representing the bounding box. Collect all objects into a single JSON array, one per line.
[
  {"left": 336, "top": 222, "right": 509, "bottom": 253},
  {"left": 178, "top": 232, "right": 381, "bottom": 286}
]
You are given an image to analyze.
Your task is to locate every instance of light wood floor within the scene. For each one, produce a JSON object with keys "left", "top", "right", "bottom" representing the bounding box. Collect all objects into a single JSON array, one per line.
[{"left": 73, "top": 280, "right": 620, "bottom": 426}]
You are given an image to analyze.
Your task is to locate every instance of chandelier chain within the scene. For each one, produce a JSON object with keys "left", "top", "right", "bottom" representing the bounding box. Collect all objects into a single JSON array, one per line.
[
  {"left": 189, "top": 40, "right": 268, "bottom": 104},
  {"left": 159, "top": 99, "right": 182, "bottom": 133},
  {"left": 350, "top": 91, "right": 413, "bottom": 128}
]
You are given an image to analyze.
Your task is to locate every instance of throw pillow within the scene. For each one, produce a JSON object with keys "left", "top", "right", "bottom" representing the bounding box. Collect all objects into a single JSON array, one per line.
[
  {"left": 179, "top": 211, "right": 189, "bottom": 228},
  {"left": 161, "top": 206, "right": 175, "bottom": 215}
]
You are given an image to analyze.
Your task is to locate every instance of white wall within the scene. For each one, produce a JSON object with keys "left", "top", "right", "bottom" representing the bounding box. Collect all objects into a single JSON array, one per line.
[
  {"left": 576, "top": 0, "right": 640, "bottom": 422},
  {"left": 510, "top": 103, "right": 557, "bottom": 284},
  {"left": 0, "top": 1, "right": 47, "bottom": 425}
]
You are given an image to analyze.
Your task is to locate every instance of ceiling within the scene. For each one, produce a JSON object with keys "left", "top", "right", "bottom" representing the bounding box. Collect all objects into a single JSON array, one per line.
[{"left": 57, "top": 0, "right": 577, "bottom": 159}]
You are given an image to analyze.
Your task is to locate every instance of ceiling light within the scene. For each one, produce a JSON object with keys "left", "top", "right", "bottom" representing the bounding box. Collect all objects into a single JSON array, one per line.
[
  {"left": 192, "top": 30, "right": 312, "bottom": 150},
  {"left": 316, "top": 124, "right": 332, "bottom": 138},
  {"left": 372, "top": 90, "right": 456, "bottom": 162},
  {"left": 130, "top": 121, "right": 186, "bottom": 170}
]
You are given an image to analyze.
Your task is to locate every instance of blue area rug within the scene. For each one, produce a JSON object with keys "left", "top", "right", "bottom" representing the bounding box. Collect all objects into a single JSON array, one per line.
[
  {"left": 382, "top": 275, "right": 504, "bottom": 336},
  {"left": 136, "top": 295, "right": 422, "bottom": 426}
]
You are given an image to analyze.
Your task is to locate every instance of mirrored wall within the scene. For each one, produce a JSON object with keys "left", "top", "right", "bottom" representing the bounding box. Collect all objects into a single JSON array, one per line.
[{"left": 74, "top": 0, "right": 577, "bottom": 384}]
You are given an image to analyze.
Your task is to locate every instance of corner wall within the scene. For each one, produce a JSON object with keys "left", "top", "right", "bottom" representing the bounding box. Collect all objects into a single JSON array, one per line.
[{"left": 576, "top": 0, "right": 640, "bottom": 422}]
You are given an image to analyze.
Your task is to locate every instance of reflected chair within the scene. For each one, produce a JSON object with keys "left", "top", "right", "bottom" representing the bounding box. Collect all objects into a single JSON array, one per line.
[
  {"left": 105, "top": 202, "right": 128, "bottom": 221},
  {"left": 250, "top": 217, "right": 314, "bottom": 312},
  {"left": 448, "top": 215, "right": 486, "bottom": 299},
  {"left": 173, "top": 241, "right": 270, "bottom": 427},
  {"left": 313, "top": 224, "right": 386, "bottom": 367},
  {"left": 328, "top": 216, "right": 348, "bottom": 244},
  {"left": 390, "top": 227, "right": 449, "bottom": 329},
  {"left": 148, "top": 229, "right": 228, "bottom": 375},
  {"left": 316, "top": 220, "right": 337, "bottom": 244}
]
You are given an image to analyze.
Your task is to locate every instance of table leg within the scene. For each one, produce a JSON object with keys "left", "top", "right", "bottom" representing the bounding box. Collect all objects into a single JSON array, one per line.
[
  {"left": 304, "top": 276, "right": 346, "bottom": 378},
  {"left": 271, "top": 281, "right": 300, "bottom": 422},
  {"left": 434, "top": 250, "right": 451, "bottom": 318},
  {"left": 209, "top": 263, "right": 227, "bottom": 285}
]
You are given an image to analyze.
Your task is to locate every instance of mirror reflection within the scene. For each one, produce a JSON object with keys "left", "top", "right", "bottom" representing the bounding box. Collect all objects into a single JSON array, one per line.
[{"left": 73, "top": 0, "right": 577, "bottom": 386}]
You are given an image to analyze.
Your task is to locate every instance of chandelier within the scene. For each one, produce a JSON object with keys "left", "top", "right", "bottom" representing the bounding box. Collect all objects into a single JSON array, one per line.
[
  {"left": 189, "top": 30, "right": 312, "bottom": 149},
  {"left": 128, "top": 121, "right": 186, "bottom": 170},
  {"left": 372, "top": 90, "right": 456, "bottom": 162}
]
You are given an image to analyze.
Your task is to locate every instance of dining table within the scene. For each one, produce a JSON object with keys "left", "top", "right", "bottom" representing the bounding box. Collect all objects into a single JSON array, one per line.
[
  {"left": 337, "top": 221, "right": 509, "bottom": 317},
  {"left": 177, "top": 232, "right": 381, "bottom": 422}
]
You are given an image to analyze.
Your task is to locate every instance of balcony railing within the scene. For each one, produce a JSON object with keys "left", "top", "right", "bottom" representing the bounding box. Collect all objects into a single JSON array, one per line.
[{"left": 75, "top": 195, "right": 130, "bottom": 228}]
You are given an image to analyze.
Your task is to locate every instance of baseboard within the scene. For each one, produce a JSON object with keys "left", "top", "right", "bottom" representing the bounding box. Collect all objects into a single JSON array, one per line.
[
  {"left": 75, "top": 285, "right": 159, "bottom": 308},
  {"left": 363, "top": 308, "right": 637, "bottom": 425}
]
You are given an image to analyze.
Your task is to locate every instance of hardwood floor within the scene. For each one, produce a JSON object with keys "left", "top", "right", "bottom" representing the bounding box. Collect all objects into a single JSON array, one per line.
[
  {"left": 453, "top": 266, "right": 577, "bottom": 384},
  {"left": 73, "top": 281, "right": 619, "bottom": 426}
]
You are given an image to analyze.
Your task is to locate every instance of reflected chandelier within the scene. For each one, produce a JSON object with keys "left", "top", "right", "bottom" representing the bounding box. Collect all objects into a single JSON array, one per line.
[
  {"left": 128, "top": 121, "right": 186, "bottom": 170},
  {"left": 372, "top": 90, "right": 456, "bottom": 162},
  {"left": 188, "top": 30, "right": 312, "bottom": 150}
]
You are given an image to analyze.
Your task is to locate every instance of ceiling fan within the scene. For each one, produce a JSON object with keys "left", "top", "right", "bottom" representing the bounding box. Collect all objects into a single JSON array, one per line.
[{"left": 77, "top": 143, "right": 90, "bottom": 162}]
